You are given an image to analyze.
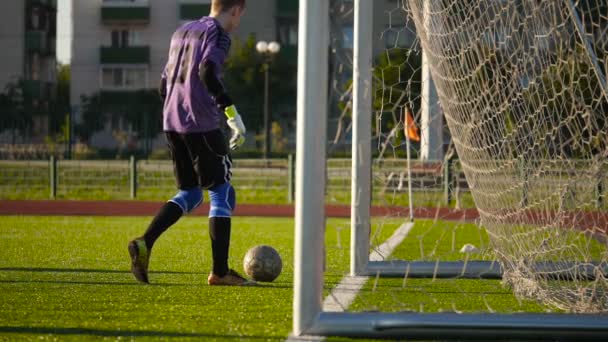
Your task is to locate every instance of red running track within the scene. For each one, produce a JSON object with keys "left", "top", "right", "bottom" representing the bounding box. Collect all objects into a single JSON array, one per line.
[
  {"left": 0, "top": 200, "right": 480, "bottom": 220},
  {"left": 1, "top": 201, "right": 606, "bottom": 234}
]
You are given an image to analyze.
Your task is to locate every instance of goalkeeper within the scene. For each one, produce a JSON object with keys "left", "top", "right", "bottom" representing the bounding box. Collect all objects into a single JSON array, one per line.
[{"left": 128, "top": 0, "right": 251, "bottom": 286}]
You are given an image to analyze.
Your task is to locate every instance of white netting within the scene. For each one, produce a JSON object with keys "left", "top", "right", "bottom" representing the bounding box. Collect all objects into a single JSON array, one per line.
[
  {"left": 326, "top": 0, "right": 608, "bottom": 315},
  {"left": 405, "top": 0, "right": 608, "bottom": 312}
]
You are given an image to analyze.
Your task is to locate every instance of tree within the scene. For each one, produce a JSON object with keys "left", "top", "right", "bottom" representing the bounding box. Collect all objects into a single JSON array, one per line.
[
  {"left": 224, "top": 35, "right": 297, "bottom": 135},
  {"left": 77, "top": 89, "right": 162, "bottom": 155},
  {"left": 77, "top": 92, "right": 106, "bottom": 143},
  {"left": 332, "top": 48, "right": 423, "bottom": 152},
  {"left": 49, "top": 63, "right": 71, "bottom": 135},
  {"left": 0, "top": 79, "right": 32, "bottom": 144}
]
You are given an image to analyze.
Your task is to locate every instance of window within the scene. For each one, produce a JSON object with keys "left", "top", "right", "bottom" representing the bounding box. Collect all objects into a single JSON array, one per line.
[
  {"left": 278, "top": 20, "right": 298, "bottom": 46},
  {"left": 110, "top": 30, "right": 141, "bottom": 47},
  {"left": 31, "top": 8, "right": 40, "bottom": 30},
  {"left": 102, "top": 68, "right": 123, "bottom": 87},
  {"left": 125, "top": 69, "right": 146, "bottom": 88},
  {"left": 101, "top": 67, "right": 147, "bottom": 89}
]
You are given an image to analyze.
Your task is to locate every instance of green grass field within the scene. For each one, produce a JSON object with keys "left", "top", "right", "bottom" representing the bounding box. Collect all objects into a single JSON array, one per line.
[
  {"left": 0, "top": 216, "right": 546, "bottom": 341},
  {"left": 350, "top": 220, "right": 545, "bottom": 314}
]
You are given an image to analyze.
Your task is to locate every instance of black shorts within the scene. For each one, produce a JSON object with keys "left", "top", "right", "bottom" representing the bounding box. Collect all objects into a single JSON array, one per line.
[{"left": 165, "top": 130, "right": 232, "bottom": 190}]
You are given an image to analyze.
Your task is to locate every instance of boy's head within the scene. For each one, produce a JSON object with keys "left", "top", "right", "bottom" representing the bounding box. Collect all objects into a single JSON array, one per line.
[{"left": 211, "top": 0, "right": 246, "bottom": 33}]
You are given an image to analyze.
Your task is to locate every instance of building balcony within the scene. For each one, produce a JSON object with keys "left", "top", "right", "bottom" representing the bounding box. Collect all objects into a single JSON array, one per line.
[
  {"left": 101, "top": 0, "right": 150, "bottom": 25},
  {"left": 277, "top": 1, "right": 298, "bottom": 17},
  {"left": 179, "top": 2, "right": 211, "bottom": 21},
  {"left": 100, "top": 46, "right": 150, "bottom": 64},
  {"left": 26, "top": 0, "right": 57, "bottom": 10}
]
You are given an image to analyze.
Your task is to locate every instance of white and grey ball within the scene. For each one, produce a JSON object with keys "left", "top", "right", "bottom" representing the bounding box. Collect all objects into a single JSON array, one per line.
[{"left": 243, "top": 245, "right": 282, "bottom": 282}]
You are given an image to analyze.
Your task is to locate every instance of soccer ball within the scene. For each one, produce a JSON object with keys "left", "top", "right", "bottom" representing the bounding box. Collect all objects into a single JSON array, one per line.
[{"left": 243, "top": 245, "right": 282, "bottom": 282}]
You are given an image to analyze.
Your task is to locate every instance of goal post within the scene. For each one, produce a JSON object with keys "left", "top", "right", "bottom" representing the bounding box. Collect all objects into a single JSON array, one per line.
[
  {"left": 350, "top": 0, "right": 373, "bottom": 277},
  {"left": 292, "top": 0, "right": 329, "bottom": 336},
  {"left": 293, "top": 0, "right": 608, "bottom": 339}
]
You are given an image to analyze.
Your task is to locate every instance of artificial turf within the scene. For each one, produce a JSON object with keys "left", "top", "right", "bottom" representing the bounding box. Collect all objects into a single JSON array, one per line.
[
  {"left": 0, "top": 216, "right": 401, "bottom": 341},
  {"left": 0, "top": 216, "right": 557, "bottom": 341}
]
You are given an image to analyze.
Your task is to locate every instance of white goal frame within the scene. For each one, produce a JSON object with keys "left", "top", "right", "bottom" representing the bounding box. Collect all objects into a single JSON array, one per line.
[{"left": 292, "top": 0, "right": 608, "bottom": 339}]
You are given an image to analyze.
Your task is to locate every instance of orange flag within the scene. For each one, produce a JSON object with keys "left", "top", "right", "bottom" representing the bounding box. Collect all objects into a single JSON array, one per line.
[{"left": 404, "top": 107, "right": 421, "bottom": 142}]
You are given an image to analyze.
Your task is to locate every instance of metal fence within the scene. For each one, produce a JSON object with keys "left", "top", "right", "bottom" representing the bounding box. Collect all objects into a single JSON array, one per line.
[
  {"left": 0, "top": 157, "right": 474, "bottom": 206},
  {"left": 5, "top": 157, "right": 605, "bottom": 209}
]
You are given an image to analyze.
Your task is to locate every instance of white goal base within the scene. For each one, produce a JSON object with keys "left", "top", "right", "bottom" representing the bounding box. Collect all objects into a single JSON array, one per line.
[{"left": 306, "top": 312, "right": 608, "bottom": 340}]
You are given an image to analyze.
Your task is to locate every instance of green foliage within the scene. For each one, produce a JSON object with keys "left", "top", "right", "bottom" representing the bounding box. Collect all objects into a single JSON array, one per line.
[
  {"left": 254, "top": 121, "right": 289, "bottom": 152},
  {"left": 520, "top": 47, "right": 607, "bottom": 158},
  {"left": 373, "top": 48, "right": 422, "bottom": 113},
  {"left": 372, "top": 49, "right": 422, "bottom": 147},
  {"left": 0, "top": 78, "right": 45, "bottom": 142},
  {"left": 0, "top": 81, "right": 28, "bottom": 144},
  {"left": 77, "top": 93, "right": 106, "bottom": 142},
  {"left": 48, "top": 63, "right": 71, "bottom": 136},
  {"left": 0, "top": 66, "right": 70, "bottom": 144},
  {"left": 77, "top": 89, "right": 162, "bottom": 145},
  {"left": 334, "top": 48, "right": 423, "bottom": 149},
  {"left": 124, "top": 89, "right": 163, "bottom": 140},
  {"left": 224, "top": 35, "right": 297, "bottom": 133},
  {"left": 467, "top": 43, "right": 608, "bottom": 160}
]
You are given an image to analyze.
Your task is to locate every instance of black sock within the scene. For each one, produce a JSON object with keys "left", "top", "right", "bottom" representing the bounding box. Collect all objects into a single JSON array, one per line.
[
  {"left": 143, "top": 202, "right": 183, "bottom": 249},
  {"left": 209, "top": 217, "right": 231, "bottom": 277}
]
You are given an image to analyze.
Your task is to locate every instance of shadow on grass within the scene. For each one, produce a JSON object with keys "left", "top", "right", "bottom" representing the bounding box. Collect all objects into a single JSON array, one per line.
[
  {"left": 0, "top": 326, "right": 284, "bottom": 340},
  {"left": 0, "top": 279, "right": 191, "bottom": 286},
  {"left": 0, "top": 267, "right": 202, "bottom": 275},
  {"left": 0, "top": 267, "right": 295, "bottom": 288}
]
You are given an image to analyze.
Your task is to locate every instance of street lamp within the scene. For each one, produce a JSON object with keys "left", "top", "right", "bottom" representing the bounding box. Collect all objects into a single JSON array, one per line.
[{"left": 256, "top": 40, "right": 281, "bottom": 160}]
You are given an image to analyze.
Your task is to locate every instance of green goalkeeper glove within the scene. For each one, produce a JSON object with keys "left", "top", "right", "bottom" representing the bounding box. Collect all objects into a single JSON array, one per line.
[{"left": 225, "top": 105, "right": 246, "bottom": 150}]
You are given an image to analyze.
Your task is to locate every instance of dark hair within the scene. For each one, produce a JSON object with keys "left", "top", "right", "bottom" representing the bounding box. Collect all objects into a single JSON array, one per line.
[{"left": 212, "top": 0, "right": 246, "bottom": 12}]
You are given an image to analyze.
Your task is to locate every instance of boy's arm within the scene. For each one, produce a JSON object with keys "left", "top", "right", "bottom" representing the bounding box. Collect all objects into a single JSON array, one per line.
[
  {"left": 159, "top": 77, "right": 167, "bottom": 101},
  {"left": 199, "top": 60, "right": 233, "bottom": 108},
  {"left": 199, "top": 60, "right": 246, "bottom": 150}
]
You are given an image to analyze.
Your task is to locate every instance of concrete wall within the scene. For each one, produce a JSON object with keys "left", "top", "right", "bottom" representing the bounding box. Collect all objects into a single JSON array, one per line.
[
  {"left": 70, "top": 0, "right": 104, "bottom": 108},
  {"left": 0, "top": 2, "right": 24, "bottom": 90}
]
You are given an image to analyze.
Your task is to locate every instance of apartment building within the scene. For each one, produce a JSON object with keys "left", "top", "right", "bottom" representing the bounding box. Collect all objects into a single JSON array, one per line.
[
  {"left": 0, "top": 0, "right": 57, "bottom": 142},
  {"left": 70, "top": 0, "right": 296, "bottom": 148}
]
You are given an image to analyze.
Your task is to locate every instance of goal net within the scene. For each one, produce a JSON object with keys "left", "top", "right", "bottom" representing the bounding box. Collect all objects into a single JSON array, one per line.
[
  {"left": 293, "top": 0, "right": 608, "bottom": 339},
  {"left": 405, "top": 0, "right": 608, "bottom": 312}
]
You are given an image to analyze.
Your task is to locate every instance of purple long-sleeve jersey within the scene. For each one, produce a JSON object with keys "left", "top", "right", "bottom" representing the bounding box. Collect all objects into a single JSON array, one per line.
[{"left": 161, "top": 17, "right": 231, "bottom": 133}]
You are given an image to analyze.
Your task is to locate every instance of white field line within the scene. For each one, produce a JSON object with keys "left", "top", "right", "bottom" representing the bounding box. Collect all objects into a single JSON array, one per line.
[
  {"left": 286, "top": 221, "right": 414, "bottom": 342},
  {"left": 323, "top": 222, "right": 414, "bottom": 311}
]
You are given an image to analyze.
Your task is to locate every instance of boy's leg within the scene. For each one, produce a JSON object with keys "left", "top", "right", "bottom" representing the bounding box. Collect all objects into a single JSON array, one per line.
[
  {"left": 128, "top": 201, "right": 184, "bottom": 284},
  {"left": 209, "top": 216, "right": 231, "bottom": 277},
  {"left": 207, "top": 182, "right": 251, "bottom": 285},
  {"left": 208, "top": 182, "right": 236, "bottom": 277},
  {"left": 188, "top": 130, "right": 251, "bottom": 285},
  {"left": 128, "top": 132, "right": 201, "bottom": 284},
  {"left": 130, "top": 188, "right": 202, "bottom": 283},
  {"left": 142, "top": 201, "right": 183, "bottom": 249}
]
